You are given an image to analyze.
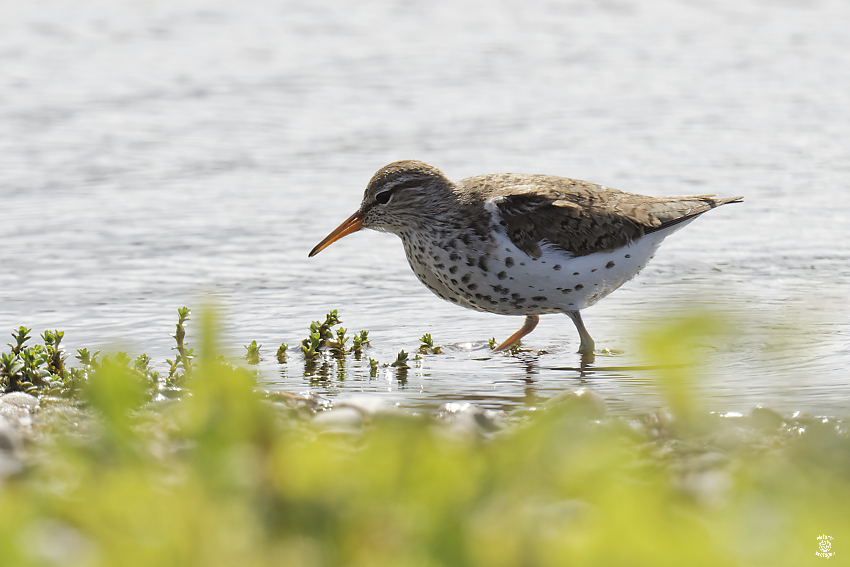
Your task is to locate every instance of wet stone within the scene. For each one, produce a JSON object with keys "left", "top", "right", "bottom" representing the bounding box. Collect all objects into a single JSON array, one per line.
[{"left": 312, "top": 407, "right": 364, "bottom": 433}]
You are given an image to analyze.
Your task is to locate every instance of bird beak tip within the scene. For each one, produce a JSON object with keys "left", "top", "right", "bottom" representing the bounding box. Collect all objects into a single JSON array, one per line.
[{"left": 307, "top": 211, "right": 365, "bottom": 258}]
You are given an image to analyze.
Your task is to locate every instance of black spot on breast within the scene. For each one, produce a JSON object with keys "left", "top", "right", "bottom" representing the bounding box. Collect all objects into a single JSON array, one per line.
[
  {"left": 499, "top": 220, "right": 507, "bottom": 226},
  {"left": 606, "top": 261, "right": 615, "bottom": 269},
  {"left": 573, "top": 272, "right": 579, "bottom": 276},
  {"left": 505, "top": 257, "right": 515, "bottom": 267},
  {"left": 449, "top": 297, "right": 458, "bottom": 302},
  {"left": 561, "top": 288, "right": 572, "bottom": 294},
  {"left": 451, "top": 279, "right": 458, "bottom": 285},
  {"left": 520, "top": 262, "right": 525, "bottom": 266},
  {"left": 574, "top": 284, "right": 584, "bottom": 290},
  {"left": 468, "top": 283, "right": 478, "bottom": 290},
  {"left": 528, "top": 304, "right": 538, "bottom": 309},
  {"left": 511, "top": 293, "right": 522, "bottom": 299},
  {"left": 418, "top": 246, "right": 425, "bottom": 252},
  {"left": 477, "top": 256, "right": 489, "bottom": 272},
  {"left": 532, "top": 296, "right": 547, "bottom": 302},
  {"left": 569, "top": 302, "right": 575, "bottom": 306},
  {"left": 466, "top": 256, "right": 476, "bottom": 267},
  {"left": 435, "top": 263, "right": 445, "bottom": 270},
  {"left": 449, "top": 265, "right": 458, "bottom": 274},
  {"left": 459, "top": 233, "right": 472, "bottom": 245},
  {"left": 491, "top": 285, "right": 510, "bottom": 295},
  {"left": 497, "top": 271, "right": 507, "bottom": 280},
  {"left": 625, "top": 254, "right": 631, "bottom": 258},
  {"left": 461, "top": 274, "right": 472, "bottom": 284},
  {"left": 474, "top": 293, "right": 483, "bottom": 299},
  {"left": 591, "top": 269, "right": 597, "bottom": 273},
  {"left": 553, "top": 264, "right": 561, "bottom": 271},
  {"left": 449, "top": 252, "right": 461, "bottom": 262}
]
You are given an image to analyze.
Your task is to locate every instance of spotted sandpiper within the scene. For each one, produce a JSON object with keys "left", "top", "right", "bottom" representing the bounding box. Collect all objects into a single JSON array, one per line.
[{"left": 309, "top": 160, "right": 741, "bottom": 357}]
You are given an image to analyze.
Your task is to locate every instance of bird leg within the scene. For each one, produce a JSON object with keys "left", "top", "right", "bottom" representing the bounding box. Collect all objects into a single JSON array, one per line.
[
  {"left": 566, "top": 311, "right": 595, "bottom": 356},
  {"left": 492, "top": 315, "right": 539, "bottom": 353}
]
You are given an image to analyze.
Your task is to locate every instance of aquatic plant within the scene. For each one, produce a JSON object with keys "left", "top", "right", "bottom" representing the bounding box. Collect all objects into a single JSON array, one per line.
[
  {"left": 276, "top": 342, "right": 288, "bottom": 363},
  {"left": 419, "top": 333, "right": 442, "bottom": 354},
  {"left": 244, "top": 340, "right": 262, "bottom": 365},
  {"left": 351, "top": 330, "right": 370, "bottom": 355},
  {"left": 166, "top": 307, "right": 194, "bottom": 384},
  {"left": 301, "top": 310, "right": 369, "bottom": 360},
  {"left": 391, "top": 349, "right": 410, "bottom": 369}
]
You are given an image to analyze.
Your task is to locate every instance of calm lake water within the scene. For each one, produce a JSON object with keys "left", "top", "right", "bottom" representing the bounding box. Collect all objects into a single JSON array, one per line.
[{"left": 2, "top": 0, "right": 848, "bottom": 415}]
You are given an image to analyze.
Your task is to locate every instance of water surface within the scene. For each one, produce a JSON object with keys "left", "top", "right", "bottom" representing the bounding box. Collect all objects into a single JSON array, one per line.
[{"left": 2, "top": 0, "right": 848, "bottom": 414}]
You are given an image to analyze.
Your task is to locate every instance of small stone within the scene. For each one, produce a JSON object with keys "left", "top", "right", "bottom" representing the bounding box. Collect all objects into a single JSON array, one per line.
[
  {"left": 0, "top": 392, "right": 39, "bottom": 411},
  {"left": 543, "top": 388, "right": 607, "bottom": 420},
  {"left": 312, "top": 407, "right": 364, "bottom": 433},
  {"left": 338, "top": 395, "right": 394, "bottom": 416},
  {"left": 748, "top": 406, "right": 785, "bottom": 430}
]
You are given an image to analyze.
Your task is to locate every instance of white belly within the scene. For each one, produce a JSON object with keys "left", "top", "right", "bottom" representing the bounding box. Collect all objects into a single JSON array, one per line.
[{"left": 403, "top": 221, "right": 692, "bottom": 316}]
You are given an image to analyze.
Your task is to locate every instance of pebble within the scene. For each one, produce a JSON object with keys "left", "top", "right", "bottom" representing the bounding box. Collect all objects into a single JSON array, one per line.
[
  {"left": 0, "top": 414, "right": 23, "bottom": 477},
  {"left": 542, "top": 387, "right": 607, "bottom": 420},
  {"left": 0, "top": 392, "right": 40, "bottom": 410},
  {"left": 312, "top": 407, "right": 364, "bottom": 434}
]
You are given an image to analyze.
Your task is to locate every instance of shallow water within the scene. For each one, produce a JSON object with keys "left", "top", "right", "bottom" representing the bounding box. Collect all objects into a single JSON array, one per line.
[{"left": 2, "top": 0, "right": 849, "bottom": 415}]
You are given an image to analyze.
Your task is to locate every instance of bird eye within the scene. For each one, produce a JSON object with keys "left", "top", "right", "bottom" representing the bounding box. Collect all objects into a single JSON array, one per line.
[{"left": 375, "top": 190, "right": 392, "bottom": 205}]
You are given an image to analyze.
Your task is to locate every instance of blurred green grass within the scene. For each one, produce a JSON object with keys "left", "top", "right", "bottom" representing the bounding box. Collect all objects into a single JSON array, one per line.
[{"left": 0, "top": 310, "right": 847, "bottom": 566}]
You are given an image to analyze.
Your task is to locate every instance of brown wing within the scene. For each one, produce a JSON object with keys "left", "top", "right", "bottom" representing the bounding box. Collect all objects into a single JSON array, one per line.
[{"left": 473, "top": 174, "right": 741, "bottom": 258}]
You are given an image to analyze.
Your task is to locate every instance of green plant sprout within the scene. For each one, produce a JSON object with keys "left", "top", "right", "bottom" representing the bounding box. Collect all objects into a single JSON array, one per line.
[
  {"left": 276, "top": 343, "right": 288, "bottom": 363},
  {"left": 76, "top": 348, "right": 101, "bottom": 369},
  {"left": 419, "top": 333, "right": 442, "bottom": 354},
  {"left": 244, "top": 341, "right": 262, "bottom": 365},
  {"left": 391, "top": 350, "right": 409, "bottom": 369},
  {"left": 7, "top": 326, "right": 31, "bottom": 355},
  {"left": 166, "top": 307, "right": 194, "bottom": 384},
  {"left": 352, "top": 330, "right": 370, "bottom": 355}
]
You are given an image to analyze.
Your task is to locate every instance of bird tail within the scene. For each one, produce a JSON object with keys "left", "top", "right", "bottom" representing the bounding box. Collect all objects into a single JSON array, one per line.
[{"left": 645, "top": 195, "right": 743, "bottom": 234}]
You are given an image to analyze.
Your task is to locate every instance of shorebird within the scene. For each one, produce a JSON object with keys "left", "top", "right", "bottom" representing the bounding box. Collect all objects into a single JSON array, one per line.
[{"left": 309, "top": 160, "right": 741, "bottom": 357}]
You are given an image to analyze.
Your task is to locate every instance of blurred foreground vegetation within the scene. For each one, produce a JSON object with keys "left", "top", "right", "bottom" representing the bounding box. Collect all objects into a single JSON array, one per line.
[{"left": 0, "top": 309, "right": 846, "bottom": 566}]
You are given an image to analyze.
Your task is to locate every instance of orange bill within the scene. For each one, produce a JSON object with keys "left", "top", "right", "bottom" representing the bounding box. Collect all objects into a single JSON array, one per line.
[{"left": 308, "top": 210, "right": 365, "bottom": 257}]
